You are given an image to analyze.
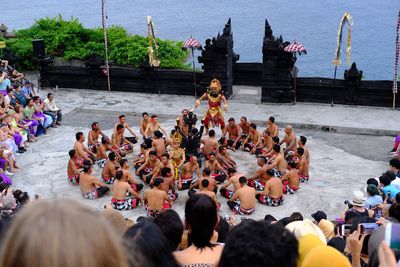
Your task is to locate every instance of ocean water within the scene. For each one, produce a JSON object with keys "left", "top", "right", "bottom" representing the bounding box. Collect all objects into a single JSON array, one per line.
[{"left": 3, "top": 0, "right": 398, "bottom": 79}]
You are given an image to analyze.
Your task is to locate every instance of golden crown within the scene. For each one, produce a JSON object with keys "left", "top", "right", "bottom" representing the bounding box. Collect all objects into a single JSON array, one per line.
[{"left": 210, "top": 78, "right": 221, "bottom": 91}]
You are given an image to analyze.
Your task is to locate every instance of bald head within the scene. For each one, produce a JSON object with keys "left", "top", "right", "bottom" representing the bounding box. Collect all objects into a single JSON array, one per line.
[{"left": 285, "top": 125, "right": 293, "bottom": 134}]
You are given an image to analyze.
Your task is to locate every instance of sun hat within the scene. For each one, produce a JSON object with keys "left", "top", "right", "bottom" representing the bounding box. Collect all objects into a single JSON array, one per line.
[{"left": 351, "top": 191, "right": 364, "bottom": 207}]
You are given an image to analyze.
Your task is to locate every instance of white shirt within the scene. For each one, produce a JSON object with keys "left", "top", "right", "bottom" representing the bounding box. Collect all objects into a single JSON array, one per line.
[
  {"left": 43, "top": 98, "right": 59, "bottom": 112},
  {"left": 391, "top": 177, "right": 400, "bottom": 191}
]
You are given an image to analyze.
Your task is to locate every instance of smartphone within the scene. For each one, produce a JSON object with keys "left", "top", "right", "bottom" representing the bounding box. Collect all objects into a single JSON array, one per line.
[
  {"left": 385, "top": 223, "right": 400, "bottom": 250},
  {"left": 341, "top": 224, "right": 352, "bottom": 236},
  {"left": 360, "top": 223, "right": 379, "bottom": 235}
]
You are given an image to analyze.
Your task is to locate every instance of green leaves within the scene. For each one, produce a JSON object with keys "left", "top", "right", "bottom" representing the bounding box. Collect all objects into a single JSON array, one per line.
[{"left": 5, "top": 16, "right": 188, "bottom": 70}]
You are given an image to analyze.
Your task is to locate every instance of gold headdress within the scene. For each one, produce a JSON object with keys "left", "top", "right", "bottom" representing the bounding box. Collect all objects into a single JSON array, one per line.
[
  {"left": 171, "top": 130, "right": 183, "bottom": 145},
  {"left": 210, "top": 78, "right": 221, "bottom": 91}
]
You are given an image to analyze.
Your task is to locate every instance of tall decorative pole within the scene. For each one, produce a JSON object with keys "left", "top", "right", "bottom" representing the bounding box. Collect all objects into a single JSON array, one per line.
[
  {"left": 392, "top": 10, "right": 400, "bottom": 110},
  {"left": 101, "top": 0, "right": 111, "bottom": 92},
  {"left": 332, "top": 12, "right": 353, "bottom": 106}
]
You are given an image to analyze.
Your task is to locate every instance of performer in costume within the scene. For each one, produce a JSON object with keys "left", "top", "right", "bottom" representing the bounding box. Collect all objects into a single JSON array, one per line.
[{"left": 195, "top": 78, "right": 228, "bottom": 132}]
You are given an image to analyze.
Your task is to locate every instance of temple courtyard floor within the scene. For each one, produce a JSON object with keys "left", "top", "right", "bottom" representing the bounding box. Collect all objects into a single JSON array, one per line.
[{"left": 10, "top": 86, "right": 399, "bottom": 221}]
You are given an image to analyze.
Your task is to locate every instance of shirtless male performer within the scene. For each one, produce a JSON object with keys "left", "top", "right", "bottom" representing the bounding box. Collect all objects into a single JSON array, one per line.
[
  {"left": 144, "top": 115, "right": 167, "bottom": 140},
  {"left": 188, "top": 168, "right": 216, "bottom": 196},
  {"left": 197, "top": 179, "right": 219, "bottom": 208},
  {"left": 96, "top": 137, "right": 111, "bottom": 168},
  {"left": 256, "top": 169, "right": 284, "bottom": 206},
  {"left": 201, "top": 129, "right": 218, "bottom": 157},
  {"left": 267, "top": 144, "right": 287, "bottom": 177},
  {"left": 152, "top": 130, "right": 168, "bottom": 157},
  {"left": 140, "top": 112, "right": 150, "bottom": 137},
  {"left": 74, "top": 132, "right": 95, "bottom": 166},
  {"left": 114, "top": 115, "right": 138, "bottom": 144},
  {"left": 267, "top": 116, "right": 279, "bottom": 138},
  {"left": 120, "top": 159, "right": 144, "bottom": 192},
  {"left": 159, "top": 167, "right": 178, "bottom": 201},
  {"left": 220, "top": 168, "right": 245, "bottom": 199},
  {"left": 112, "top": 124, "right": 134, "bottom": 157},
  {"left": 150, "top": 153, "right": 175, "bottom": 184},
  {"left": 102, "top": 152, "right": 118, "bottom": 184},
  {"left": 227, "top": 176, "right": 256, "bottom": 215},
  {"left": 247, "top": 156, "right": 270, "bottom": 191},
  {"left": 239, "top": 116, "right": 250, "bottom": 140},
  {"left": 136, "top": 150, "right": 160, "bottom": 184},
  {"left": 205, "top": 152, "right": 227, "bottom": 183},
  {"left": 279, "top": 125, "right": 297, "bottom": 154},
  {"left": 79, "top": 163, "right": 110, "bottom": 200},
  {"left": 216, "top": 146, "right": 236, "bottom": 171},
  {"left": 178, "top": 156, "right": 201, "bottom": 190},
  {"left": 297, "top": 136, "right": 310, "bottom": 164},
  {"left": 110, "top": 170, "right": 142, "bottom": 210},
  {"left": 242, "top": 123, "right": 261, "bottom": 154},
  {"left": 281, "top": 161, "right": 300, "bottom": 194},
  {"left": 67, "top": 149, "right": 81, "bottom": 185},
  {"left": 224, "top": 118, "right": 242, "bottom": 150},
  {"left": 87, "top": 122, "right": 107, "bottom": 154},
  {"left": 254, "top": 130, "right": 273, "bottom": 156},
  {"left": 297, "top": 147, "right": 310, "bottom": 182},
  {"left": 143, "top": 178, "right": 173, "bottom": 217}
]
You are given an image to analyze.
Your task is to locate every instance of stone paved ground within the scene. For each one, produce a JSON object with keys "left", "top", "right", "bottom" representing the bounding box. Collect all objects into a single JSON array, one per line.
[{"left": 10, "top": 86, "right": 398, "bottom": 222}]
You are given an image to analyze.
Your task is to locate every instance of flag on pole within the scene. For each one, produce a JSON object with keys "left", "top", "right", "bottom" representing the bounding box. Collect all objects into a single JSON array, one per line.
[{"left": 183, "top": 38, "right": 202, "bottom": 49}]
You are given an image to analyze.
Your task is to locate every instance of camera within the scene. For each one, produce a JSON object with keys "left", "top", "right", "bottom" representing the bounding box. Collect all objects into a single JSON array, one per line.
[
  {"left": 344, "top": 200, "right": 353, "bottom": 209},
  {"left": 184, "top": 109, "right": 197, "bottom": 130}
]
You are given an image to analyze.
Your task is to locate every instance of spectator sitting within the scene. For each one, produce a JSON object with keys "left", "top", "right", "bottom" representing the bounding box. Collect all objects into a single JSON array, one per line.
[
  {"left": 20, "top": 81, "right": 34, "bottom": 102},
  {"left": 124, "top": 222, "right": 179, "bottom": 267},
  {"left": 13, "top": 85, "right": 27, "bottom": 106},
  {"left": 389, "top": 158, "right": 400, "bottom": 190},
  {"left": 174, "top": 194, "right": 222, "bottom": 267},
  {"left": 364, "top": 184, "right": 383, "bottom": 218},
  {"left": 0, "top": 199, "right": 129, "bottom": 267},
  {"left": 0, "top": 72, "right": 11, "bottom": 94},
  {"left": 341, "top": 191, "right": 370, "bottom": 219},
  {"left": 43, "top": 93, "right": 62, "bottom": 126},
  {"left": 379, "top": 173, "right": 400, "bottom": 203},
  {"left": 4, "top": 87, "right": 15, "bottom": 108},
  {"left": 219, "top": 221, "right": 298, "bottom": 267},
  {"left": 32, "top": 96, "right": 53, "bottom": 129}
]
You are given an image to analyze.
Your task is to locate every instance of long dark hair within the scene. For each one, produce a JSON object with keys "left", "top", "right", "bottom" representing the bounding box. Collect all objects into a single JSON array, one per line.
[
  {"left": 123, "top": 222, "right": 179, "bottom": 267},
  {"left": 185, "top": 194, "right": 218, "bottom": 249}
]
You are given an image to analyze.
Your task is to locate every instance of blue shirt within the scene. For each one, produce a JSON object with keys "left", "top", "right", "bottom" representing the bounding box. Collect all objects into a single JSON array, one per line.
[
  {"left": 21, "top": 86, "right": 32, "bottom": 96},
  {"left": 382, "top": 185, "right": 400, "bottom": 202},
  {"left": 14, "top": 91, "right": 27, "bottom": 106},
  {"left": 0, "top": 78, "right": 11, "bottom": 90}
]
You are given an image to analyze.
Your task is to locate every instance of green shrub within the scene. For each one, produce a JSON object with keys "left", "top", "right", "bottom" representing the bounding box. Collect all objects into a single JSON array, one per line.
[{"left": 4, "top": 16, "right": 188, "bottom": 70}]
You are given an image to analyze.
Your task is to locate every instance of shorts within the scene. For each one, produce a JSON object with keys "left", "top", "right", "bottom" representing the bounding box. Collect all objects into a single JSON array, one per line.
[
  {"left": 82, "top": 186, "right": 110, "bottom": 199},
  {"left": 219, "top": 188, "right": 234, "bottom": 199},
  {"left": 256, "top": 194, "right": 284, "bottom": 206},
  {"left": 145, "top": 201, "right": 171, "bottom": 217},
  {"left": 68, "top": 174, "right": 80, "bottom": 186},
  {"left": 227, "top": 139, "right": 241, "bottom": 150},
  {"left": 248, "top": 179, "right": 265, "bottom": 191},
  {"left": 179, "top": 176, "right": 194, "bottom": 190},
  {"left": 102, "top": 176, "right": 115, "bottom": 184},
  {"left": 227, "top": 200, "right": 255, "bottom": 215},
  {"left": 97, "top": 158, "right": 107, "bottom": 168},
  {"left": 111, "top": 197, "right": 140, "bottom": 210},
  {"left": 299, "top": 174, "right": 309, "bottom": 182},
  {"left": 282, "top": 181, "right": 298, "bottom": 194}
]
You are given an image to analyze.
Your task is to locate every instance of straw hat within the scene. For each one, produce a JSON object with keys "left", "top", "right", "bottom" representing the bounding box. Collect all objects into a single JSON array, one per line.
[{"left": 351, "top": 191, "right": 365, "bottom": 207}]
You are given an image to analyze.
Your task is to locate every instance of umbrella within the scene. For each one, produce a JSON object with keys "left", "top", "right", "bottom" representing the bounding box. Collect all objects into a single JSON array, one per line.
[
  {"left": 183, "top": 36, "right": 202, "bottom": 97},
  {"left": 284, "top": 41, "right": 307, "bottom": 104}
]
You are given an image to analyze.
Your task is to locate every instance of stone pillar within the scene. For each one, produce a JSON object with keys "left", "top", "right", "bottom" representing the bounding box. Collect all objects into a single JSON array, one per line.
[
  {"left": 261, "top": 19, "right": 294, "bottom": 103},
  {"left": 198, "top": 18, "right": 239, "bottom": 98}
]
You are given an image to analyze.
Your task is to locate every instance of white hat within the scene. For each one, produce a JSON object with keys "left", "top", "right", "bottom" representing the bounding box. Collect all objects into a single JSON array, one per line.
[{"left": 351, "top": 191, "right": 365, "bottom": 207}]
